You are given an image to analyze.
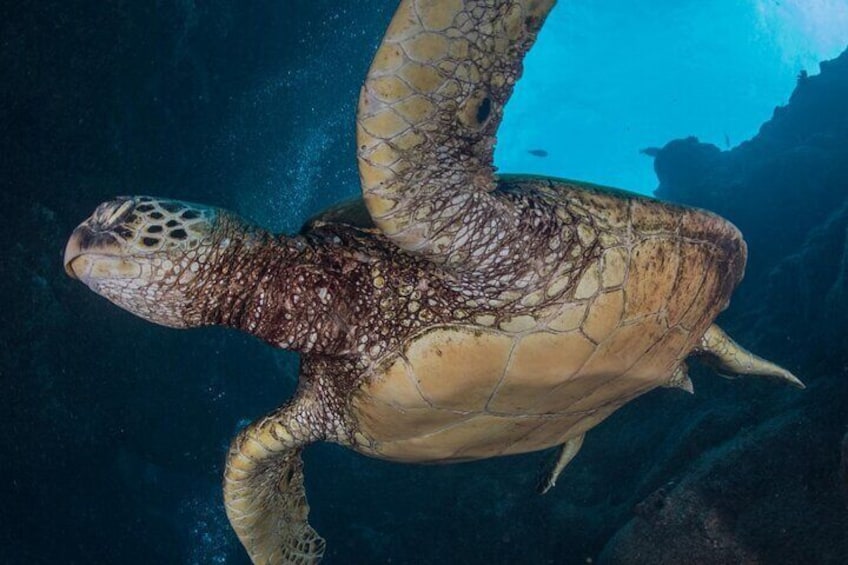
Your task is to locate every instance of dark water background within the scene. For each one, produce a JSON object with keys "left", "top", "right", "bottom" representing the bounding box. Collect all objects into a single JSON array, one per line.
[{"left": 2, "top": 2, "right": 847, "bottom": 564}]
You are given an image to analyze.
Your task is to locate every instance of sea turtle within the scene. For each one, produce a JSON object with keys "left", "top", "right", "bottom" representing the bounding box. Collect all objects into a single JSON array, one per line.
[{"left": 63, "top": 1, "right": 803, "bottom": 563}]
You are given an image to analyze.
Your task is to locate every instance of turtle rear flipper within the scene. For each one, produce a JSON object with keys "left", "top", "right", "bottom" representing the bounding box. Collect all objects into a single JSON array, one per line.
[
  {"left": 224, "top": 400, "right": 326, "bottom": 564},
  {"left": 696, "top": 324, "right": 805, "bottom": 389},
  {"left": 537, "top": 434, "right": 585, "bottom": 494}
]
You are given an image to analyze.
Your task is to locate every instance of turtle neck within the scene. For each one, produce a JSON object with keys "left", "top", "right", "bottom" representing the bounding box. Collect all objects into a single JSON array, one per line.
[{"left": 189, "top": 220, "right": 348, "bottom": 355}]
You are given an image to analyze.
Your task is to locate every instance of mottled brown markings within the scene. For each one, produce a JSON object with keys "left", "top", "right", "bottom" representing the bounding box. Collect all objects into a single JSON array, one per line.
[
  {"left": 676, "top": 248, "right": 721, "bottom": 331},
  {"left": 299, "top": 190, "right": 601, "bottom": 361},
  {"left": 72, "top": 114, "right": 752, "bottom": 565},
  {"left": 622, "top": 238, "right": 681, "bottom": 320}
]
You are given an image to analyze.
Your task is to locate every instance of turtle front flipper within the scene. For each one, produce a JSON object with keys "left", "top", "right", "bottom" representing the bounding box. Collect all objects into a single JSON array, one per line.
[
  {"left": 357, "top": 0, "right": 556, "bottom": 272},
  {"left": 224, "top": 398, "right": 326, "bottom": 564},
  {"left": 696, "top": 324, "right": 805, "bottom": 389}
]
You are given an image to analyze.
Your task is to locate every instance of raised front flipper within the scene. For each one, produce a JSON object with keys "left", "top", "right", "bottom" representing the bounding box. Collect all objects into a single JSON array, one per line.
[
  {"left": 224, "top": 399, "right": 326, "bottom": 564},
  {"left": 357, "top": 0, "right": 556, "bottom": 274},
  {"left": 696, "top": 324, "right": 805, "bottom": 389}
]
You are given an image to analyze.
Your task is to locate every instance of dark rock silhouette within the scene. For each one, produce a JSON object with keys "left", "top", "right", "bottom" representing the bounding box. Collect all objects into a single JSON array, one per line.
[
  {"left": 603, "top": 46, "right": 848, "bottom": 564},
  {"left": 653, "top": 48, "right": 848, "bottom": 308},
  {"left": 754, "top": 201, "right": 848, "bottom": 371},
  {"left": 599, "top": 378, "right": 848, "bottom": 564}
]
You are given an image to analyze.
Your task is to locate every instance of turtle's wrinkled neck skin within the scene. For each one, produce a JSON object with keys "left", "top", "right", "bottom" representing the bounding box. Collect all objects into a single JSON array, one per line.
[
  {"left": 205, "top": 228, "right": 369, "bottom": 356},
  {"left": 193, "top": 222, "right": 340, "bottom": 354},
  {"left": 64, "top": 197, "right": 349, "bottom": 355}
]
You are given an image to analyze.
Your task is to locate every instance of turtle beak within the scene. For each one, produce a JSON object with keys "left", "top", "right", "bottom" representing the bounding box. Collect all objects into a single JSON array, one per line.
[
  {"left": 63, "top": 225, "right": 121, "bottom": 281},
  {"left": 63, "top": 229, "right": 84, "bottom": 279},
  {"left": 64, "top": 198, "right": 139, "bottom": 281}
]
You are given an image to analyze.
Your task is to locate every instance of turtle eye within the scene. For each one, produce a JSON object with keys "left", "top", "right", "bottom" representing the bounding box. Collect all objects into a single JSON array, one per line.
[
  {"left": 110, "top": 200, "right": 134, "bottom": 223},
  {"left": 92, "top": 198, "right": 136, "bottom": 229}
]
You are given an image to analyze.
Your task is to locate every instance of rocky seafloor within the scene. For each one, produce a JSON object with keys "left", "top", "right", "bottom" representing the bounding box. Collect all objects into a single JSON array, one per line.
[
  {"left": 600, "top": 48, "right": 848, "bottom": 564},
  {"left": 2, "top": 3, "right": 847, "bottom": 563}
]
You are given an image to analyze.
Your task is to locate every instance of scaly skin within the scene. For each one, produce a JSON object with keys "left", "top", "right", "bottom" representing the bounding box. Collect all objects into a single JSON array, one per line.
[
  {"left": 64, "top": 178, "right": 745, "bottom": 379},
  {"left": 64, "top": 1, "right": 802, "bottom": 562}
]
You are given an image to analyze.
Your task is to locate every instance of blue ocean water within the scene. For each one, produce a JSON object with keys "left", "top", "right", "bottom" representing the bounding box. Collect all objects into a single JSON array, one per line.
[{"left": 2, "top": 2, "right": 847, "bottom": 564}]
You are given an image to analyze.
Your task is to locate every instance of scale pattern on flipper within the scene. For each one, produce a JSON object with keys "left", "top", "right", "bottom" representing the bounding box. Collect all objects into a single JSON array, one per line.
[
  {"left": 222, "top": 362, "right": 349, "bottom": 565},
  {"left": 357, "top": 0, "right": 557, "bottom": 275}
]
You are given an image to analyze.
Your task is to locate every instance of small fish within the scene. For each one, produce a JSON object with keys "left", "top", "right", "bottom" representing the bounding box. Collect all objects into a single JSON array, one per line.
[{"left": 527, "top": 149, "right": 549, "bottom": 158}]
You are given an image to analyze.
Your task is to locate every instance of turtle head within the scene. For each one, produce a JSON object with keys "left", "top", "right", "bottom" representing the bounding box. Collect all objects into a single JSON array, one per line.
[{"left": 64, "top": 196, "right": 237, "bottom": 328}]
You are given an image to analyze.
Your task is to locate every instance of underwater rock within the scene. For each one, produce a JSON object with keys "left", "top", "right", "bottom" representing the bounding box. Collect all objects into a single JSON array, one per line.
[
  {"left": 599, "top": 488, "right": 758, "bottom": 565},
  {"left": 653, "top": 47, "right": 848, "bottom": 302},
  {"left": 599, "top": 381, "right": 848, "bottom": 565},
  {"left": 598, "top": 45, "right": 848, "bottom": 565},
  {"left": 652, "top": 136, "right": 725, "bottom": 205},
  {"left": 747, "top": 200, "right": 848, "bottom": 375}
]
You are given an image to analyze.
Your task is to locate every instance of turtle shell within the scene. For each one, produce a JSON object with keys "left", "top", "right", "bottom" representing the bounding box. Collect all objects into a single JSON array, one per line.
[{"left": 348, "top": 188, "right": 745, "bottom": 463}]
